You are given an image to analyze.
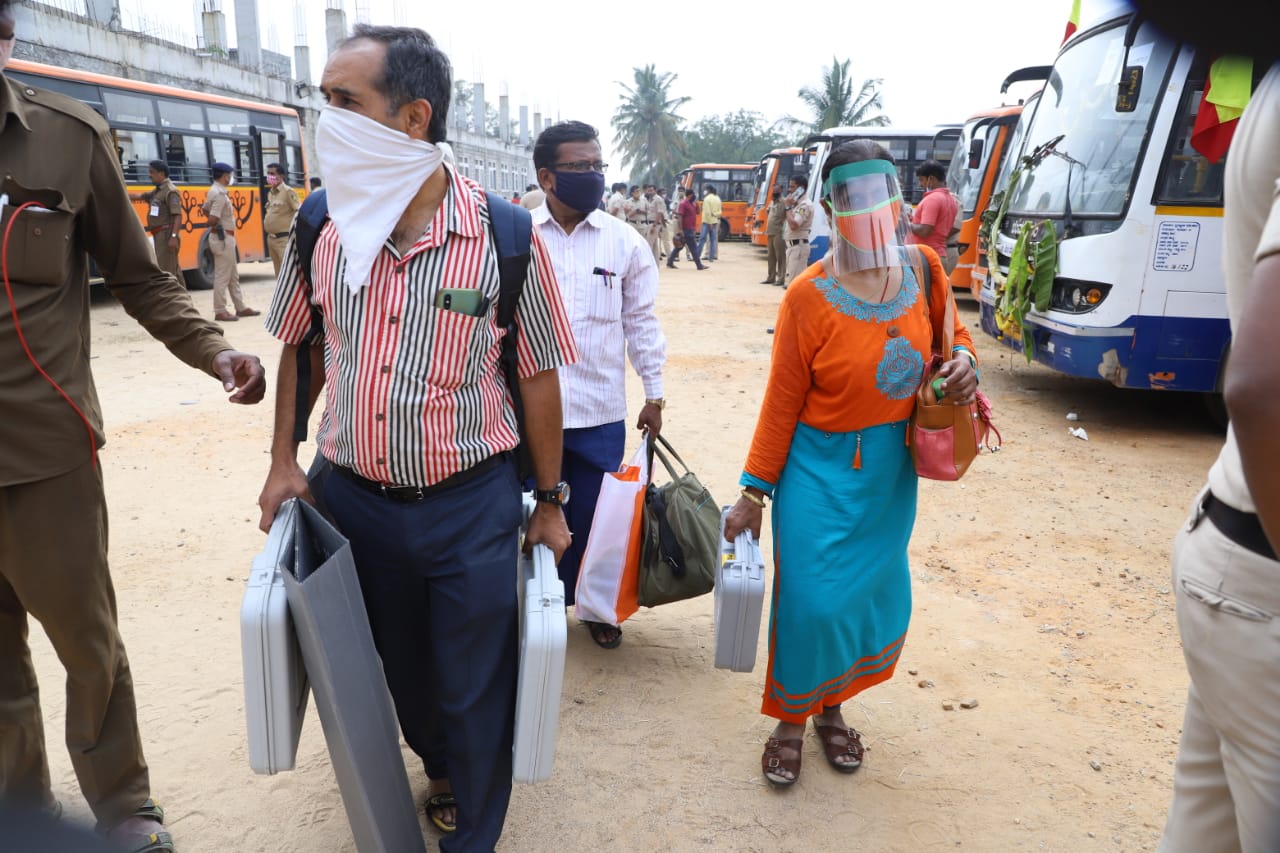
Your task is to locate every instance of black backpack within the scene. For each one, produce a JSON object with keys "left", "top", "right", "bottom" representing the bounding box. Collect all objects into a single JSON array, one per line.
[{"left": 290, "top": 188, "right": 534, "bottom": 478}]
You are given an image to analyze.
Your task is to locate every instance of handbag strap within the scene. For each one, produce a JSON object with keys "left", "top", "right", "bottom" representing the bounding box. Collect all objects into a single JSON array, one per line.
[
  {"left": 646, "top": 433, "right": 690, "bottom": 484},
  {"left": 911, "top": 245, "right": 955, "bottom": 359}
]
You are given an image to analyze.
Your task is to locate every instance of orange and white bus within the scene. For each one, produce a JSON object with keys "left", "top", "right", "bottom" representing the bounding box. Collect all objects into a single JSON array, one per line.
[
  {"left": 747, "top": 147, "right": 805, "bottom": 246},
  {"left": 945, "top": 66, "right": 1049, "bottom": 294},
  {"left": 6, "top": 58, "right": 309, "bottom": 289},
  {"left": 675, "top": 163, "right": 757, "bottom": 241}
]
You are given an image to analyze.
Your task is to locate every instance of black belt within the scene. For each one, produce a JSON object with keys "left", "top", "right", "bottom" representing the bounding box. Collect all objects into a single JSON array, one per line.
[
  {"left": 271, "top": 231, "right": 289, "bottom": 238},
  {"left": 1205, "top": 491, "right": 1277, "bottom": 561},
  {"left": 787, "top": 238, "right": 809, "bottom": 246},
  {"left": 637, "top": 220, "right": 654, "bottom": 224},
  {"left": 333, "top": 452, "right": 510, "bottom": 503}
]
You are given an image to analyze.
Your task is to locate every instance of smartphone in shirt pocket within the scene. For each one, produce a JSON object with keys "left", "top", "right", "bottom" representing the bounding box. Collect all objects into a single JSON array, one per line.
[{"left": 434, "top": 288, "right": 487, "bottom": 317}]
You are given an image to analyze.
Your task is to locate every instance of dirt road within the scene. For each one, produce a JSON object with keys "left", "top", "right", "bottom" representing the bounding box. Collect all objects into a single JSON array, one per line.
[{"left": 29, "top": 242, "right": 1221, "bottom": 851}]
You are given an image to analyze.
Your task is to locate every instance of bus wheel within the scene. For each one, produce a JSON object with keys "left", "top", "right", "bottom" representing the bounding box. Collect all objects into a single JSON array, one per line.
[
  {"left": 183, "top": 232, "right": 215, "bottom": 290},
  {"left": 1201, "top": 392, "right": 1228, "bottom": 431},
  {"left": 719, "top": 220, "right": 730, "bottom": 242}
]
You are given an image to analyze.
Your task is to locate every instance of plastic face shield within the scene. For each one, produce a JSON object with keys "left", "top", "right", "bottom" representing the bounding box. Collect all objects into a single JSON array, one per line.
[{"left": 822, "top": 159, "right": 907, "bottom": 274}]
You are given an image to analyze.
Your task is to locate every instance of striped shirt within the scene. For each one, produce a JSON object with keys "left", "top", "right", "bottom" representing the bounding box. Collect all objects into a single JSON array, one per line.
[
  {"left": 265, "top": 167, "right": 578, "bottom": 487},
  {"left": 531, "top": 206, "right": 665, "bottom": 429}
]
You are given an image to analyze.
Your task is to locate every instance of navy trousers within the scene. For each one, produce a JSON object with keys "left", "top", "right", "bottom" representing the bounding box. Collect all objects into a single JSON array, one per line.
[
  {"left": 557, "top": 421, "right": 626, "bottom": 607},
  {"left": 322, "top": 457, "right": 522, "bottom": 853}
]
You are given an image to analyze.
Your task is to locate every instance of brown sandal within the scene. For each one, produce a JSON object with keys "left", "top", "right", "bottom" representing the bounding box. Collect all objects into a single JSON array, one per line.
[
  {"left": 813, "top": 722, "right": 864, "bottom": 772},
  {"left": 761, "top": 735, "right": 803, "bottom": 787}
]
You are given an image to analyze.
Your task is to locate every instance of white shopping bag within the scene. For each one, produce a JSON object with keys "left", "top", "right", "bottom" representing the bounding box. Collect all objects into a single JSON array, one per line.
[{"left": 574, "top": 440, "right": 649, "bottom": 626}]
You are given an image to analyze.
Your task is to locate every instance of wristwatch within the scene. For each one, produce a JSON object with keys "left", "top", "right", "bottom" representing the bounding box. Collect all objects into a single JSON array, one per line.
[
  {"left": 535, "top": 481, "right": 571, "bottom": 506},
  {"left": 645, "top": 398, "right": 666, "bottom": 410}
]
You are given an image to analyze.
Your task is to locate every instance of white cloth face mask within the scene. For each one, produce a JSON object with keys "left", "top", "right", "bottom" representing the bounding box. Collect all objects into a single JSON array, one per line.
[{"left": 314, "top": 106, "right": 444, "bottom": 294}]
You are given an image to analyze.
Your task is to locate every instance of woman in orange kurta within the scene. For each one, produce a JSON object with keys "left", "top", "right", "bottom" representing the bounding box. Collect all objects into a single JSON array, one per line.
[{"left": 724, "top": 141, "right": 979, "bottom": 787}]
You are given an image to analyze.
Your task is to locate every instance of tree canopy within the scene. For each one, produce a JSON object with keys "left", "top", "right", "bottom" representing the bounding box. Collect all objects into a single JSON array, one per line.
[
  {"left": 682, "top": 110, "right": 795, "bottom": 165},
  {"left": 612, "top": 65, "right": 691, "bottom": 188},
  {"left": 780, "top": 57, "right": 890, "bottom": 135}
]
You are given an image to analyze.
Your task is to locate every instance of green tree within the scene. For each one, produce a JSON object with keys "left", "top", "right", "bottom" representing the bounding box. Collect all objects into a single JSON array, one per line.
[
  {"left": 781, "top": 57, "right": 889, "bottom": 135},
  {"left": 612, "top": 65, "right": 690, "bottom": 188},
  {"left": 683, "top": 110, "right": 793, "bottom": 165}
]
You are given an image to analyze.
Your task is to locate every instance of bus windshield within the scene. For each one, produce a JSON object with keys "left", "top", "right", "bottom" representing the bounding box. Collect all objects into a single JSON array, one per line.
[
  {"left": 753, "top": 158, "right": 777, "bottom": 207},
  {"left": 1007, "top": 19, "right": 1176, "bottom": 218},
  {"left": 947, "top": 118, "right": 1006, "bottom": 215}
]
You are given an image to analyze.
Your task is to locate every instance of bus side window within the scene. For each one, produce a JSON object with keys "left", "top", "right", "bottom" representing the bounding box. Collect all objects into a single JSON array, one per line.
[{"left": 1155, "top": 83, "right": 1224, "bottom": 206}]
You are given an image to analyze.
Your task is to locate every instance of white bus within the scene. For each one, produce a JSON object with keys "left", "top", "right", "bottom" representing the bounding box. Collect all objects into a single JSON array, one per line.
[
  {"left": 977, "top": 5, "right": 1267, "bottom": 411},
  {"left": 801, "top": 125, "right": 962, "bottom": 266}
]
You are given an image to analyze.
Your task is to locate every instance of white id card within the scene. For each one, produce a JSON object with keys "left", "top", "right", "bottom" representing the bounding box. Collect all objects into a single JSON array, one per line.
[{"left": 149, "top": 204, "right": 160, "bottom": 216}]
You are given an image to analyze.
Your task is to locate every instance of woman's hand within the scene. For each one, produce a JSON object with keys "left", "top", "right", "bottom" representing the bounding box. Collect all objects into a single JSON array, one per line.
[
  {"left": 723, "top": 495, "right": 763, "bottom": 542},
  {"left": 934, "top": 357, "right": 978, "bottom": 404}
]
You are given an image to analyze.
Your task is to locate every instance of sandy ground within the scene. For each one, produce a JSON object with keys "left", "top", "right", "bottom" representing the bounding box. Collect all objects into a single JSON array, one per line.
[{"left": 26, "top": 240, "right": 1226, "bottom": 851}]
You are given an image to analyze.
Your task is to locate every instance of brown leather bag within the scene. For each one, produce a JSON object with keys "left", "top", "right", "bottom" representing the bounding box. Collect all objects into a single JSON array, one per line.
[{"left": 908, "top": 252, "right": 1000, "bottom": 481}]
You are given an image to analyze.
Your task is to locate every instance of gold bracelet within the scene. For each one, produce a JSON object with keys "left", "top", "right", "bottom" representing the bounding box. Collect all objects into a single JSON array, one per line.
[
  {"left": 645, "top": 398, "right": 666, "bottom": 410},
  {"left": 740, "top": 488, "right": 766, "bottom": 508}
]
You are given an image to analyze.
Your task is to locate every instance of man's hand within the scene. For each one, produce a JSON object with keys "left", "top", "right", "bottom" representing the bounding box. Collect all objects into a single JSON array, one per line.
[
  {"left": 636, "top": 401, "right": 663, "bottom": 438},
  {"left": 525, "top": 501, "right": 572, "bottom": 563},
  {"left": 167, "top": 235, "right": 178, "bottom": 249},
  {"left": 258, "top": 461, "right": 313, "bottom": 533},
  {"left": 212, "top": 349, "right": 267, "bottom": 404}
]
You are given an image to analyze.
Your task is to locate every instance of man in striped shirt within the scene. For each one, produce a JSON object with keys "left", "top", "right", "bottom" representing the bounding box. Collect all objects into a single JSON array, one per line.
[
  {"left": 256, "top": 26, "right": 577, "bottom": 851},
  {"left": 530, "top": 120, "right": 667, "bottom": 650}
]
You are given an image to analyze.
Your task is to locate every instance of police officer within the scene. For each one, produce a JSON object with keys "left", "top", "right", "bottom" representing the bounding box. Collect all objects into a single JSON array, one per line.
[
  {"left": 128, "top": 160, "right": 185, "bottom": 285},
  {"left": 0, "top": 4, "right": 267, "bottom": 849},
  {"left": 262, "top": 162, "right": 300, "bottom": 276},
  {"left": 782, "top": 174, "right": 814, "bottom": 286},
  {"left": 200, "top": 162, "right": 258, "bottom": 322},
  {"left": 641, "top": 183, "right": 664, "bottom": 263},
  {"left": 624, "top": 184, "right": 649, "bottom": 241}
]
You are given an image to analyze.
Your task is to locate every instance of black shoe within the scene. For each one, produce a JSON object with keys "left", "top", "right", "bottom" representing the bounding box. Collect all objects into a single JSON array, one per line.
[
  {"left": 697, "top": 264, "right": 708, "bottom": 270},
  {"left": 666, "top": 263, "right": 675, "bottom": 269},
  {"left": 761, "top": 279, "right": 776, "bottom": 284}
]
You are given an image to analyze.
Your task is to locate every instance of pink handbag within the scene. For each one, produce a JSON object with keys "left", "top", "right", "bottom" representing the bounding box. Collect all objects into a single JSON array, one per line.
[{"left": 908, "top": 262, "right": 1000, "bottom": 481}]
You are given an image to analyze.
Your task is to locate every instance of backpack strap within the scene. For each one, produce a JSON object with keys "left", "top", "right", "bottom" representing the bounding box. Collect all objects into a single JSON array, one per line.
[
  {"left": 484, "top": 191, "right": 534, "bottom": 481},
  {"left": 292, "top": 189, "right": 329, "bottom": 442}
]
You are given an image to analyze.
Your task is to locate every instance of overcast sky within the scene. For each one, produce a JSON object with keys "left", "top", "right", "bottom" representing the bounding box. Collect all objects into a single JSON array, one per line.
[{"left": 122, "top": 0, "right": 1118, "bottom": 182}]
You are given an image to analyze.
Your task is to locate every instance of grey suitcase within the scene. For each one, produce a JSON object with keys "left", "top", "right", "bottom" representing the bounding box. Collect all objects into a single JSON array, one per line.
[
  {"left": 713, "top": 507, "right": 766, "bottom": 672},
  {"left": 240, "top": 507, "right": 309, "bottom": 774},
  {"left": 512, "top": 494, "right": 566, "bottom": 784}
]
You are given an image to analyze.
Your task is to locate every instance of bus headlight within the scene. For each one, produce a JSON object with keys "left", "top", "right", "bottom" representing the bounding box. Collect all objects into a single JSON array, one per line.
[{"left": 1050, "top": 279, "right": 1112, "bottom": 313}]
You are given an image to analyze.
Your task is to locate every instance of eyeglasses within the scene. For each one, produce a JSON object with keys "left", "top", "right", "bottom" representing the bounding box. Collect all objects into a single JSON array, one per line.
[{"left": 552, "top": 160, "right": 608, "bottom": 174}]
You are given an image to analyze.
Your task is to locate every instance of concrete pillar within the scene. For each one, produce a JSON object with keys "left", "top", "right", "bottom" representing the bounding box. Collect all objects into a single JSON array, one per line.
[
  {"left": 472, "top": 82, "right": 485, "bottom": 137},
  {"left": 519, "top": 105, "right": 529, "bottom": 146},
  {"left": 234, "top": 0, "right": 261, "bottom": 69},
  {"left": 202, "top": 11, "right": 229, "bottom": 53},
  {"left": 532, "top": 111, "right": 541, "bottom": 140},
  {"left": 325, "top": 7, "right": 348, "bottom": 57},
  {"left": 499, "top": 94, "right": 510, "bottom": 143},
  {"left": 85, "top": 0, "right": 120, "bottom": 29},
  {"left": 294, "top": 45, "right": 310, "bottom": 84}
]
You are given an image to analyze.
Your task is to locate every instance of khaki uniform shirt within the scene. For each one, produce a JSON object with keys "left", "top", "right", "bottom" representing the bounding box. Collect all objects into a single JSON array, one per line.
[
  {"left": 263, "top": 182, "right": 301, "bottom": 236},
  {"left": 766, "top": 199, "right": 786, "bottom": 236},
  {"left": 0, "top": 75, "right": 231, "bottom": 486},
  {"left": 624, "top": 197, "right": 649, "bottom": 228},
  {"left": 144, "top": 179, "right": 183, "bottom": 235},
  {"left": 203, "top": 181, "right": 237, "bottom": 231},
  {"left": 783, "top": 197, "right": 814, "bottom": 241}
]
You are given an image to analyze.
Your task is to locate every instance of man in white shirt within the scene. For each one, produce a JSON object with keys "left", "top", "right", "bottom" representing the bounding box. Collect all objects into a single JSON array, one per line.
[{"left": 531, "top": 120, "right": 667, "bottom": 650}]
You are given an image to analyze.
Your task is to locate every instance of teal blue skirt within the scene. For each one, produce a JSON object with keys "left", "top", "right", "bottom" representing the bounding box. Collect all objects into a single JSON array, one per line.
[{"left": 752, "top": 420, "right": 917, "bottom": 722}]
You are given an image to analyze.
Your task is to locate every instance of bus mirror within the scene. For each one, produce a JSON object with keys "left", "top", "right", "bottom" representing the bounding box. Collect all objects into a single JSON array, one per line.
[
  {"left": 1116, "top": 66, "right": 1142, "bottom": 112},
  {"left": 968, "top": 139, "right": 984, "bottom": 170}
]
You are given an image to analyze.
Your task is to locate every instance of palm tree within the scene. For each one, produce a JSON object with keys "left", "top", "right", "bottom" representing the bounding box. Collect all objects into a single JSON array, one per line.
[
  {"left": 612, "top": 65, "right": 690, "bottom": 188},
  {"left": 780, "top": 57, "right": 889, "bottom": 135}
]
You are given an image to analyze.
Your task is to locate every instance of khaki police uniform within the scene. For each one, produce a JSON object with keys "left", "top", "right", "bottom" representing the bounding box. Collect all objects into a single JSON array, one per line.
[
  {"left": 0, "top": 74, "right": 233, "bottom": 830},
  {"left": 263, "top": 181, "right": 301, "bottom": 275},
  {"left": 765, "top": 198, "right": 787, "bottom": 284},
  {"left": 657, "top": 193, "right": 673, "bottom": 256},
  {"left": 202, "top": 180, "right": 247, "bottom": 317},
  {"left": 624, "top": 195, "right": 650, "bottom": 244},
  {"left": 639, "top": 194, "right": 664, "bottom": 263},
  {"left": 783, "top": 194, "right": 814, "bottom": 284},
  {"left": 142, "top": 178, "right": 184, "bottom": 283}
]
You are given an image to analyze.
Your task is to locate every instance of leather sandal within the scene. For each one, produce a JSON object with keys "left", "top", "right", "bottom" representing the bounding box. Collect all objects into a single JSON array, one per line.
[
  {"left": 108, "top": 800, "right": 175, "bottom": 853},
  {"left": 424, "top": 792, "right": 457, "bottom": 833},
  {"left": 585, "top": 620, "right": 622, "bottom": 649},
  {"left": 761, "top": 735, "right": 803, "bottom": 787},
  {"left": 813, "top": 722, "right": 864, "bottom": 772}
]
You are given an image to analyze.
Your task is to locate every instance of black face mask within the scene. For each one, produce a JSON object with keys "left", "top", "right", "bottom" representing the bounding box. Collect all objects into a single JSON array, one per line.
[{"left": 551, "top": 169, "right": 606, "bottom": 214}]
